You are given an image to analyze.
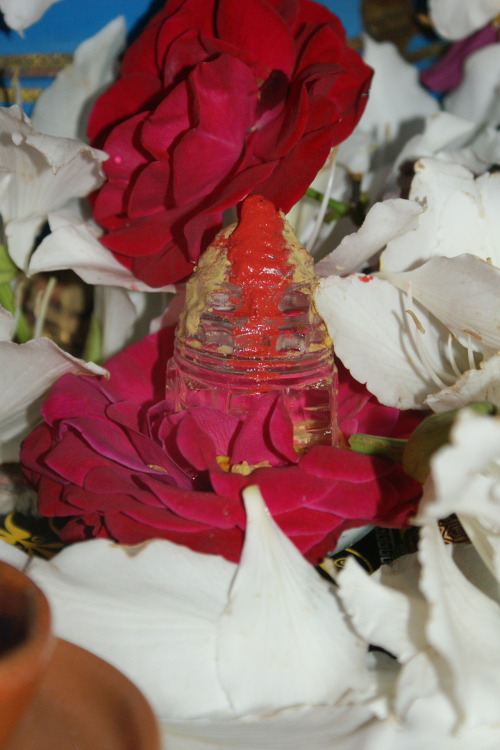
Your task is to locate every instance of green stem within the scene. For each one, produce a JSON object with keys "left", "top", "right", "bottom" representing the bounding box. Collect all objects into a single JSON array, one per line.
[
  {"left": 349, "top": 433, "right": 407, "bottom": 462},
  {"left": 0, "top": 282, "right": 32, "bottom": 343},
  {"left": 305, "top": 188, "right": 350, "bottom": 221},
  {"left": 13, "top": 311, "right": 32, "bottom": 343},
  {"left": 305, "top": 187, "right": 368, "bottom": 227},
  {"left": 33, "top": 275, "right": 57, "bottom": 339}
]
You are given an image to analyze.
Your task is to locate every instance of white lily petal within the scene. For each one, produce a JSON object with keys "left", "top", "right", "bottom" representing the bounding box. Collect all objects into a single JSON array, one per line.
[
  {"left": 93, "top": 285, "right": 137, "bottom": 360},
  {"left": 451, "top": 543, "right": 500, "bottom": 607},
  {"left": 4, "top": 215, "right": 46, "bottom": 269},
  {"left": 428, "top": 0, "right": 500, "bottom": 39},
  {"left": 337, "top": 129, "right": 372, "bottom": 178},
  {"left": 0, "top": 105, "right": 107, "bottom": 270},
  {"left": 445, "top": 45, "right": 500, "bottom": 124},
  {"left": 393, "top": 112, "right": 476, "bottom": 171},
  {"left": 0, "top": 167, "right": 11, "bottom": 200},
  {"left": 337, "top": 555, "right": 427, "bottom": 663},
  {"left": 359, "top": 37, "right": 439, "bottom": 148},
  {"left": 382, "top": 159, "right": 500, "bottom": 271},
  {"left": 46, "top": 202, "right": 87, "bottom": 228},
  {"left": 217, "top": 486, "right": 371, "bottom": 714},
  {"left": 419, "top": 410, "right": 500, "bottom": 524},
  {"left": 418, "top": 522, "right": 500, "bottom": 727},
  {"left": 426, "top": 354, "right": 500, "bottom": 412},
  {"left": 0, "top": 538, "right": 31, "bottom": 569},
  {"left": 315, "top": 274, "right": 444, "bottom": 409},
  {"left": 393, "top": 649, "right": 457, "bottom": 738},
  {"left": 382, "top": 254, "right": 500, "bottom": 352},
  {"left": 162, "top": 703, "right": 387, "bottom": 750},
  {"left": 31, "top": 17, "right": 126, "bottom": 141},
  {"left": 29, "top": 220, "right": 175, "bottom": 292},
  {"left": 418, "top": 410, "right": 500, "bottom": 580},
  {"left": 0, "top": 336, "right": 107, "bottom": 462},
  {"left": 0, "top": 305, "right": 15, "bottom": 339},
  {"left": 0, "top": 0, "right": 61, "bottom": 32},
  {"left": 315, "top": 199, "right": 422, "bottom": 277},
  {"left": 383, "top": 112, "right": 490, "bottom": 199},
  {"left": 442, "top": 125, "right": 500, "bottom": 175},
  {"left": 26, "top": 538, "right": 235, "bottom": 719},
  {"left": 22, "top": 132, "right": 106, "bottom": 175}
]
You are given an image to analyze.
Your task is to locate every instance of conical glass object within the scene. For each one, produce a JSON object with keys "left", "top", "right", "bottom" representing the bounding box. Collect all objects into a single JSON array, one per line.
[{"left": 166, "top": 195, "right": 337, "bottom": 449}]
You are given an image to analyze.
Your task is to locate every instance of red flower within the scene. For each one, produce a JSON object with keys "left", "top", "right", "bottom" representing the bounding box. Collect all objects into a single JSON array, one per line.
[
  {"left": 20, "top": 327, "right": 421, "bottom": 564},
  {"left": 88, "top": 0, "right": 372, "bottom": 287}
]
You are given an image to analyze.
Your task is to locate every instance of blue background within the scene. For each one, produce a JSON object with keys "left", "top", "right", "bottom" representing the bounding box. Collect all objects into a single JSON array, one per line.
[{"left": 0, "top": 0, "right": 362, "bottom": 53}]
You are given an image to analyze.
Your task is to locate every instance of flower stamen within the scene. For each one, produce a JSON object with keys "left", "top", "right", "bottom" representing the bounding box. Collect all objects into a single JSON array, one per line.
[
  {"left": 404, "top": 284, "right": 455, "bottom": 388},
  {"left": 446, "top": 334, "right": 462, "bottom": 378}
]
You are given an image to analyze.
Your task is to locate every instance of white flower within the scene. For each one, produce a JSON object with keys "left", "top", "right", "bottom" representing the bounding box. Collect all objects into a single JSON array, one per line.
[
  {"left": 384, "top": 111, "right": 500, "bottom": 199},
  {"left": 3, "top": 486, "right": 385, "bottom": 749},
  {"left": 0, "top": 105, "right": 107, "bottom": 271},
  {"left": 5, "top": 416, "right": 500, "bottom": 748},
  {"left": 417, "top": 408, "right": 500, "bottom": 577},
  {"left": 28, "top": 208, "right": 174, "bottom": 292},
  {"left": 31, "top": 17, "right": 126, "bottom": 142},
  {"left": 337, "top": 408, "right": 500, "bottom": 748},
  {"left": 428, "top": 0, "right": 500, "bottom": 40},
  {"left": 0, "top": 0, "right": 61, "bottom": 33},
  {"left": 0, "top": 305, "right": 107, "bottom": 464},
  {"left": 314, "top": 157, "right": 500, "bottom": 411},
  {"left": 444, "top": 44, "right": 500, "bottom": 125},
  {"left": 287, "top": 35, "right": 439, "bottom": 259},
  {"left": 426, "top": 354, "right": 500, "bottom": 411},
  {"left": 382, "top": 157, "right": 500, "bottom": 269},
  {"left": 28, "top": 208, "right": 175, "bottom": 358},
  {"left": 359, "top": 36, "right": 439, "bottom": 161}
]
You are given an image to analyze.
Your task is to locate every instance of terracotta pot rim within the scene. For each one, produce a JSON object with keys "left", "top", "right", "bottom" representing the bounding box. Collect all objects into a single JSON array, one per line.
[{"left": 0, "top": 561, "right": 55, "bottom": 677}]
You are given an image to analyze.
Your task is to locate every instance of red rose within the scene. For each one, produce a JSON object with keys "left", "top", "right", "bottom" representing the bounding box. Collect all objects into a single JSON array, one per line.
[
  {"left": 20, "top": 327, "right": 421, "bottom": 564},
  {"left": 88, "top": 0, "right": 372, "bottom": 287}
]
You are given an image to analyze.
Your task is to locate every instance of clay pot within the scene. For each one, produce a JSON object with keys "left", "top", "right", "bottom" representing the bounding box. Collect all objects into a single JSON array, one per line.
[
  {"left": 0, "top": 561, "right": 162, "bottom": 750},
  {"left": 0, "top": 561, "right": 54, "bottom": 749}
]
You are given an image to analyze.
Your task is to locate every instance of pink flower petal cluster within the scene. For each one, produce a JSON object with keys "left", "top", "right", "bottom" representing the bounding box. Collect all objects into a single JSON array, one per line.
[
  {"left": 88, "top": 0, "right": 372, "bottom": 287},
  {"left": 420, "top": 23, "right": 498, "bottom": 92},
  {"left": 20, "top": 328, "right": 421, "bottom": 563}
]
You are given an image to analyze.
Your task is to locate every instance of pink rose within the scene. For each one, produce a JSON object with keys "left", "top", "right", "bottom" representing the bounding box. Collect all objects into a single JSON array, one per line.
[
  {"left": 21, "top": 328, "right": 421, "bottom": 564},
  {"left": 88, "top": 0, "right": 372, "bottom": 287}
]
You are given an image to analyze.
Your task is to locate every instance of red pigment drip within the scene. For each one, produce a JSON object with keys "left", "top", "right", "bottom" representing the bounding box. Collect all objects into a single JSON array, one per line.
[{"left": 225, "top": 195, "right": 293, "bottom": 356}]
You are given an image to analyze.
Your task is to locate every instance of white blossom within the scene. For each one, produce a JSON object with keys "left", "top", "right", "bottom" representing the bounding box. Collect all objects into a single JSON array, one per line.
[
  {"left": 314, "top": 156, "right": 500, "bottom": 410},
  {"left": 0, "top": 305, "right": 107, "bottom": 464},
  {"left": 0, "top": 0, "right": 62, "bottom": 33},
  {"left": 338, "top": 409, "right": 500, "bottom": 748},
  {"left": 0, "top": 486, "right": 384, "bottom": 749},
  {"left": 31, "top": 16, "right": 126, "bottom": 142},
  {"left": 428, "top": 0, "right": 500, "bottom": 40},
  {"left": 0, "top": 105, "right": 107, "bottom": 271}
]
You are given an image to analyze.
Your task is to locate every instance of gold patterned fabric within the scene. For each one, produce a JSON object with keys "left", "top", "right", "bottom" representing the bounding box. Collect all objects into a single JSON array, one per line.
[
  {"left": 0, "top": 52, "right": 72, "bottom": 106},
  {"left": 0, "top": 512, "right": 64, "bottom": 559}
]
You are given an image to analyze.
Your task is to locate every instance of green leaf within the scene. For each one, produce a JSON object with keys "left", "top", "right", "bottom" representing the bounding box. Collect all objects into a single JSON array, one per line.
[
  {"left": 403, "top": 402, "right": 496, "bottom": 483},
  {"left": 0, "top": 281, "right": 15, "bottom": 314},
  {"left": 0, "top": 243, "right": 18, "bottom": 286}
]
